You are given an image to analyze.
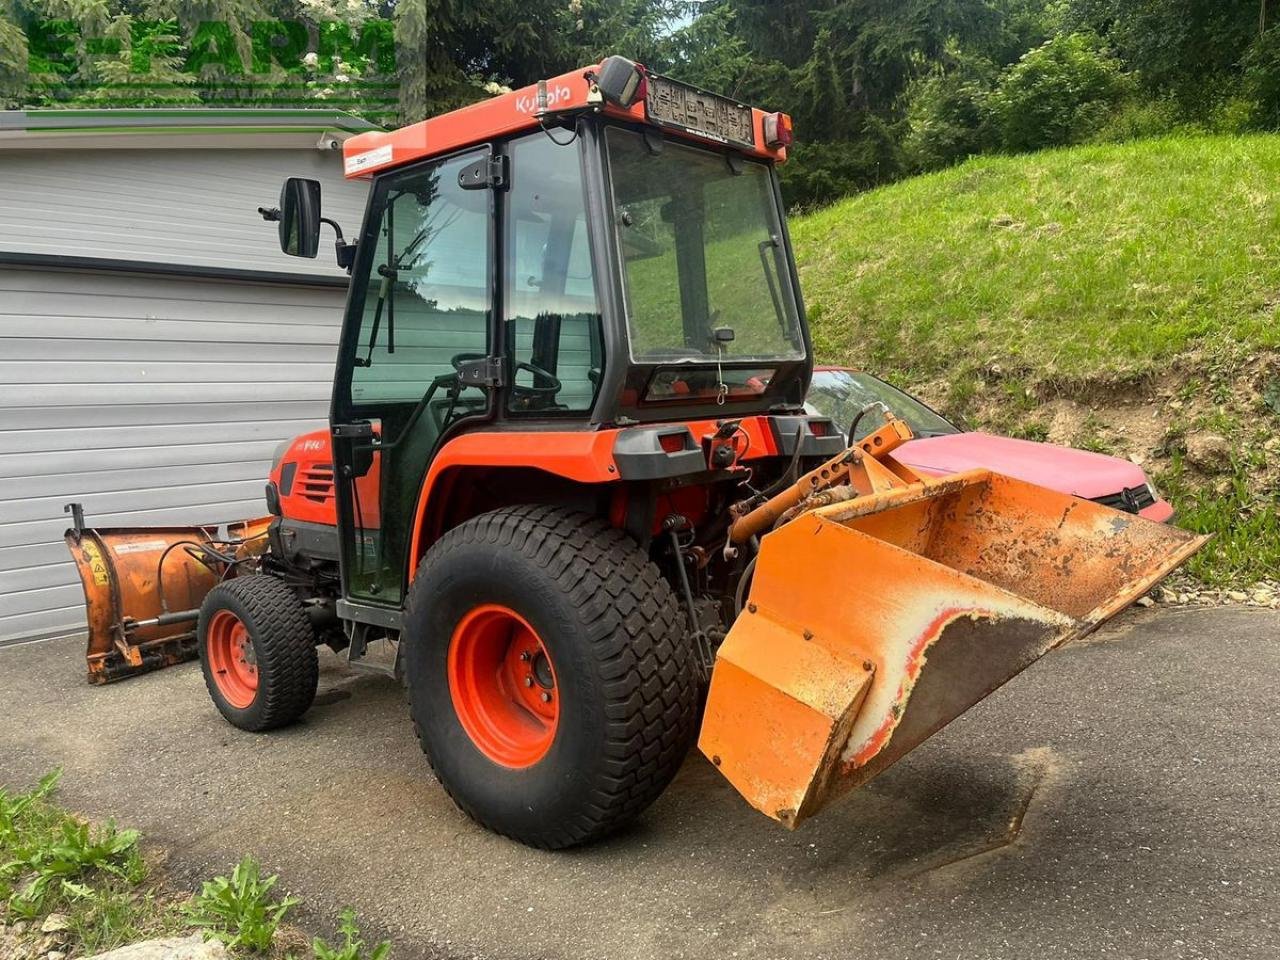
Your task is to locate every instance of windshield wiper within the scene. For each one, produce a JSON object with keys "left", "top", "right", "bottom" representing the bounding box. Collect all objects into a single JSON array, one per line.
[
  {"left": 757, "top": 236, "right": 789, "bottom": 340},
  {"left": 354, "top": 215, "right": 448, "bottom": 366},
  {"left": 356, "top": 195, "right": 438, "bottom": 369}
]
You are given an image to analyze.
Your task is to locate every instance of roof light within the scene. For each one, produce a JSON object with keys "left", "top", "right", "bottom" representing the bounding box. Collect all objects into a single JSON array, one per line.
[
  {"left": 763, "top": 112, "right": 793, "bottom": 149},
  {"left": 595, "top": 56, "right": 648, "bottom": 109}
]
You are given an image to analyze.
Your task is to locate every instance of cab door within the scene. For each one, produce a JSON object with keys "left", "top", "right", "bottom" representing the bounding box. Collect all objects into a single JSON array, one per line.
[{"left": 330, "top": 147, "right": 495, "bottom": 608}]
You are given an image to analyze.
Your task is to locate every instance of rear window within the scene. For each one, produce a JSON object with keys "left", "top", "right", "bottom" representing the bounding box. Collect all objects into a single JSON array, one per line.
[{"left": 644, "top": 367, "right": 774, "bottom": 403}]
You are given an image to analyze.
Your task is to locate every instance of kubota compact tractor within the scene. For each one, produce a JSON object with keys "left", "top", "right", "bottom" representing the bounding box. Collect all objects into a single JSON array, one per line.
[{"left": 65, "top": 57, "right": 1206, "bottom": 849}]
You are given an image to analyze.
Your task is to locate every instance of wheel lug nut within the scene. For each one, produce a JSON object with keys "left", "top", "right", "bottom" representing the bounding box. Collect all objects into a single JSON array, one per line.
[
  {"left": 524, "top": 676, "right": 534, "bottom": 687},
  {"left": 540, "top": 692, "right": 551, "bottom": 703}
]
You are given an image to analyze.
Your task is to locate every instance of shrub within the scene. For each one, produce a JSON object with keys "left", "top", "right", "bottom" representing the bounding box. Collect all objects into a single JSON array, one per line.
[
  {"left": 1242, "top": 28, "right": 1280, "bottom": 130},
  {"left": 990, "top": 33, "right": 1131, "bottom": 152},
  {"left": 780, "top": 117, "right": 906, "bottom": 211},
  {"left": 903, "top": 65, "right": 999, "bottom": 171},
  {"left": 312, "top": 908, "right": 392, "bottom": 960},
  {"left": 1090, "top": 97, "right": 1193, "bottom": 143},
  {"left": 186, "top": 856, "right": 297, "bottom": 953},
  {"left": 1, "top": 770, "right": 145, "bottom": 920}
]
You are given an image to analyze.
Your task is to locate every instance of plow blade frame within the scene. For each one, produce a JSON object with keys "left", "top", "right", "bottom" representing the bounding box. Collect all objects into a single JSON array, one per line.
[
  {"left": 65, "top": 518, "right": 271, "bottom": 684},
  {"left": 699, "top": 468, "right": 1207, "bottom": 828}
]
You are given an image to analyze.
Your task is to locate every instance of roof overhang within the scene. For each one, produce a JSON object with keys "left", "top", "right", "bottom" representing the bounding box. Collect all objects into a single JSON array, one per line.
[{"left": 0, "top": 108, "right": 382, "bottom": 151}]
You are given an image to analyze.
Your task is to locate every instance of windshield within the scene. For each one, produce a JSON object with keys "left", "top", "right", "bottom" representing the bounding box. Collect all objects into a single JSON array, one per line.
[
  {"left": 806, "top": 370, "right": 959, "bottom": 440},
  {"left": 606, "top": 127, "right": 804, "bottom": 363}
]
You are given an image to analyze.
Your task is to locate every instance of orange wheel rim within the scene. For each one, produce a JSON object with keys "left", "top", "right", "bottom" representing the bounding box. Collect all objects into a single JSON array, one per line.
[
  {"left": 207, "top": 609, "right": 258, "bottom": 709},
  {"left": 447, "top": 604, "right": 559, "bottom": 768}
]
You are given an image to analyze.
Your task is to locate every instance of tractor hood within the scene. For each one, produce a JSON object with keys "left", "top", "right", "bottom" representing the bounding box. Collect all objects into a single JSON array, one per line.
[{"left": 896, "top": 432, "right": 1148, "bottom": 501}]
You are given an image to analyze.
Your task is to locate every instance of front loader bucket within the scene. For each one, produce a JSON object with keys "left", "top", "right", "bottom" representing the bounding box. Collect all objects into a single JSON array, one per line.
[
  {"left": 699, "top": 469, "right": 1207, "bottom": 828},
  {"left": 65, "top": 517, "right": 271, "bottom": 684}
]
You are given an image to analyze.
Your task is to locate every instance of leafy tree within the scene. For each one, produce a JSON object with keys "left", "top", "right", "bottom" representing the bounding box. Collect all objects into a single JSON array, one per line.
[
  {"left": 392, "top": 0, "right": 581, "bottom": 123},
  {"left": 1064, "top": 0, "right": 1261, "bottom": 115},
  {"left": 663, "top": 3, "right": 755, "bottom": 95},
  {"left": 1242, "top": 24, "right": 1280, "bottom": 128},
  {"left": 9, "top": 0, "right": 1280, "bottom": 206},
  {"left": 989, "top": 32, "right": 1130, "bottom": 151},
  {"left": 683, "top": 0, "right": 1055, "bottom": 202},
  {"left": 567, "top": 0, "right": 695, "bottom": 70},
  {"left": 903, "top": 54, "right": 999, "bottom": 170}
]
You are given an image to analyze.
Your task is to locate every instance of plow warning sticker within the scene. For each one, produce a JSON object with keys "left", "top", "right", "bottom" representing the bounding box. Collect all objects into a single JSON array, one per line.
[{"left": 82, "top": 541, "right": 109, "bottom": 586}]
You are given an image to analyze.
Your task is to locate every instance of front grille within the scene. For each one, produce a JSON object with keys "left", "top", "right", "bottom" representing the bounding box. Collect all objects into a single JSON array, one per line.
[
  {"left": 1091, "top": 484, "right": 1155, "bottom": 514},
  {"left": 297, "top": 463, "right": 335, "bottom": 504}
]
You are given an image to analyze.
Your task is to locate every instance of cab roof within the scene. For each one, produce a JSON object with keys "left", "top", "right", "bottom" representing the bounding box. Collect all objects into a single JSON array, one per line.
[{"left": 341, "top": 60, "right": 790, "bottom": 180}]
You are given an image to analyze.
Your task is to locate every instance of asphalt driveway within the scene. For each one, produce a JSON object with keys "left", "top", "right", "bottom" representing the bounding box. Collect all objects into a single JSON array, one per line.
[{"left": 1, "top": 605, "right": 1277, "bottom": 960}]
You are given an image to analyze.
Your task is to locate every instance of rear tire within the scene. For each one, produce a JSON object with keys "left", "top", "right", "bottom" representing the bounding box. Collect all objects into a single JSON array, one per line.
[
  {"left": 403, "top": 505, "right": 699, "bottom": 849},
  {"left": 198, "top": 575, "right": 319, "bottom": 732}
]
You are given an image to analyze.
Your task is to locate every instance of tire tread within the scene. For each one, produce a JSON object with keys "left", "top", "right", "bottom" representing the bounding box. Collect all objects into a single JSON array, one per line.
[
  {"left": 198, "top": 575, "right": 318, "bottom": 732},
  {"left": 404, "top": 504, "right": 698, "bottom": 848}
]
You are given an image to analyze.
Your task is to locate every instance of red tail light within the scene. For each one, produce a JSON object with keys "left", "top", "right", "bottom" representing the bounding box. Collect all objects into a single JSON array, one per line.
[
  {"left": 763, "top": 112, "right": 793, "bottom": 148},
  {"left": 659, "top": 432, "right": 687, "bottom": 454}
]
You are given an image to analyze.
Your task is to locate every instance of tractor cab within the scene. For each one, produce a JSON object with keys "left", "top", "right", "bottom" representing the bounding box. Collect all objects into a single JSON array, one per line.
[{"left": 269, "top": 58, "right": 817, "bottom": 610}]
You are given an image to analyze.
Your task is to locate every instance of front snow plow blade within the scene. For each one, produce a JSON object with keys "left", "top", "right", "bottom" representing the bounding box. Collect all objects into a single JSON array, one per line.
[
  {"left": 64, "top": 506, "right": 271, "bottom": 684},
  {"left": 700, "top": 461, "right": 1207, "bottom": 829}
]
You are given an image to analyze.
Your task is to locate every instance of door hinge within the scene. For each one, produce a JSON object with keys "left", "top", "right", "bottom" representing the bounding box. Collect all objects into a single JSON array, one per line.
[
  {"left": 454, "top": 356, "right": 506, "bottom": 388},
  {"left": 458, "top": 155, "right": 508, "bottom": 191},
  {"left": 332, "top": 420, "right": 375, "bottom": 439}
]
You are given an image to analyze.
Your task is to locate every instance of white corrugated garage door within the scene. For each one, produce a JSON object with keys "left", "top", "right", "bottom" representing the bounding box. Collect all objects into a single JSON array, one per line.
[{"left": 0, "top": 266, "right": 342, "bottom": 643}]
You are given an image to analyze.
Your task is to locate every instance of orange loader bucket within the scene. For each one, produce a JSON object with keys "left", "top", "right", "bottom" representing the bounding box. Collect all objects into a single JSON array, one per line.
[{"left": 699, "top": 468, "right": 1207, "bottom": 829}]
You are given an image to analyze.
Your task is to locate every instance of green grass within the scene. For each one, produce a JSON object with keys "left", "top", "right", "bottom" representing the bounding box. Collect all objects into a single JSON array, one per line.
[
  {"left": 0, "top": 770, "right": 184, "bottom": 955},
  {"left": 794, "top": 134, "right": 1280, "bottom": 385},
  {"left": 791, "top": 134, "right": 1280, "bottom": 584},
  {"left": 1, "top": 771, "right": 391, "bottom": 959},
  {"left": 1156, "top": 450, "right": 1280, "bottom": 585}
]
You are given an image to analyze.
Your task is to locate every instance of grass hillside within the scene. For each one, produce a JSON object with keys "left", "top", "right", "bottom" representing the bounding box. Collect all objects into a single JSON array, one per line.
[{"left": 792, "top": 135, "right": 1280, "bottom": 585}]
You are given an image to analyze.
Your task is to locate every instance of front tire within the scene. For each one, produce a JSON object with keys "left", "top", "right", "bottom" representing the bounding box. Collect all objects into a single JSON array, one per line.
[
  {"left": 403, "top": 505, "right": 699, "bottom": 849},
  {"left": 198, "top": 575, "right": 319, "bottom": 732}
]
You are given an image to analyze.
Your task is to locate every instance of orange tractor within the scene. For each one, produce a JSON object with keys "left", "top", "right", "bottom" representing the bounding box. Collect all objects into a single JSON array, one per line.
[{"left": 65, "top": 58, "right": 1205, "bottom": 848}]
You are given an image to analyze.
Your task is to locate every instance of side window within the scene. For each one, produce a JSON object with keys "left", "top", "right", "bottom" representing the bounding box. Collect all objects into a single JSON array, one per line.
[
  {"left": 350, "top": 153, "right": 489, "bottom": 408},
  {"left": 504, "top": 134, "right": 604, "bottom": 414}
]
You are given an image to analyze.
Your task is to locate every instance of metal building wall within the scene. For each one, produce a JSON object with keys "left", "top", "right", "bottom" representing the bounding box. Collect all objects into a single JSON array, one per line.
[{"left": 0, "top": 146, "right": 364, "bottom": 643}]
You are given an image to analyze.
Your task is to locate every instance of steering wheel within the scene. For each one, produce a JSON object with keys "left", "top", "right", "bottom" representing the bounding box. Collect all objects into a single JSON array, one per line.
[
  {"left": 450, "top": 353, "right": 562, "bottom": 398},
  {"left": 511, "top": 360, "right": 562, "bottom": 398}
]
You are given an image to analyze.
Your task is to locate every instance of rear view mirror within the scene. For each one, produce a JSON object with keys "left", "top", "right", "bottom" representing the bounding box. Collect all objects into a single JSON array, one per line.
[{"left": 279, "top": 178, "right": 321, "bottom": 258}]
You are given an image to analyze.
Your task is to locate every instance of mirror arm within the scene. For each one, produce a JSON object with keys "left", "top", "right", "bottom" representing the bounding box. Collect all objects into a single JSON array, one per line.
[
  {"left": 321, "top": 217, "right": 357, "bottom": 272},
  {"left": 320, "top": 217, "right": 346, "bottom": 242},
  {"left": 258, "top": 206, "right": 281, "bottom": 222}
]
